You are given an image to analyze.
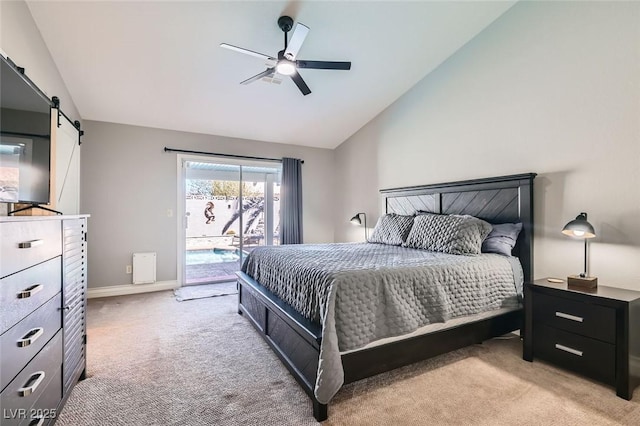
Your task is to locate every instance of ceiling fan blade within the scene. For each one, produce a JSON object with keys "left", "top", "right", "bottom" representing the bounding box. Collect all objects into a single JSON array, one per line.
[
  {"left": 296, "top": 60, "right": 351, "bottom": 70},
  {"left": 284, "top": 23, "right": 309, "bottom": 60},
  {"left": 220, "top": 43, "right": 276, "bottom": 63},
  {"left": 240, "top": 68, "right": 275, "bottom": 85},
  {"left": 290, "top": 71, "right": 311, "bottom": 96}
]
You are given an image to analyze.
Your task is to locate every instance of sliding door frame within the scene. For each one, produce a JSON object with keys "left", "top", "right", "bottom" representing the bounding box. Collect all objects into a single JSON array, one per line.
[{"left": 176, "top": 154, "right": 281, "bottom": 287}]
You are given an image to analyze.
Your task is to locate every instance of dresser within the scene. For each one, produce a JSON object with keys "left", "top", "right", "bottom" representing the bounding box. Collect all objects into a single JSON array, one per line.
[
  {"left": 523, "top": 278, "right": 640, "bottom": 400},
  {"left": 1, "top": 215, "right": 88, "bottom": 425}
]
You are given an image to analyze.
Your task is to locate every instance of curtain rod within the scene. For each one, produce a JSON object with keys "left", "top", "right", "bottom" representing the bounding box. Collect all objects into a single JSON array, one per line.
[{"left": 163, "top": 147, "right": 304, "bottom": 164}]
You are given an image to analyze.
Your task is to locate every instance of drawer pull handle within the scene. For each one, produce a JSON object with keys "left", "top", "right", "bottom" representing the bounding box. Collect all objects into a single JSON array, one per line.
[
  {"left": 18, "top": 371, "right": 45, "bottom": 397},
  {"left": 17, "top": 284, "right": 43, "bottom": 299},
  {"left": 555, "top": 311, "right": 584, "bottom": 323},
  {"left": 17, "top": 328, "right": 44, "bottom": 347},
  {"left": 555, "top": 343, "right": 583, "bottom": 357},
  {"left": 18, "top": 239, "right": 44, "bottom": 249},
  {"left": 18, "top": 284, "right": 44, "bottom": 299}
]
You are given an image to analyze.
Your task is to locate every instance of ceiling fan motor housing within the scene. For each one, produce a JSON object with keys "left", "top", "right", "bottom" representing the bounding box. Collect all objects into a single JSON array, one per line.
[{"left": 278, "top": 16, "right": 294, "bottom": 32}]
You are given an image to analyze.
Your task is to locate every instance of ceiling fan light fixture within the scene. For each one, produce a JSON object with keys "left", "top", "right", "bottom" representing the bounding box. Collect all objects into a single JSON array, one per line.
[
  {"left": 221, "top": 15, "right": 351, "bottom": 95},
  {"left": 276, "top": 61, "right": 296, "bottom": 76}
]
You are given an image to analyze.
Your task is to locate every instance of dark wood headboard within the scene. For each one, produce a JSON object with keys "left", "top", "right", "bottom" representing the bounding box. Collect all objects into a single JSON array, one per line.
[{"left": 380, "top": 173, "right": 536, "bottom": 282}]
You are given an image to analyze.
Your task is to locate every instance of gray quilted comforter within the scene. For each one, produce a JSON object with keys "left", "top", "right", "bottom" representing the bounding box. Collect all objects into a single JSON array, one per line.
[{"left": 241, "top": 242, "right": 523, "bottom": 404}]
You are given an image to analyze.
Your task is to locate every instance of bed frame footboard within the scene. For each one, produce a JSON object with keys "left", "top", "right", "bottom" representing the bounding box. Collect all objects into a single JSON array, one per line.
[
  {"left": 236, "top": 272, "right": 328, "bottom": 421},
  {"left": 237, "top": 271, "right": 522, "bottom": 422}
]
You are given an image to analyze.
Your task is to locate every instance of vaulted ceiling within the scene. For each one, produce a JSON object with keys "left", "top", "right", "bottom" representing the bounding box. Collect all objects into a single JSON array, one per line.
[{"left": 27, "top": 1, "right": 515, "bottom": 149}]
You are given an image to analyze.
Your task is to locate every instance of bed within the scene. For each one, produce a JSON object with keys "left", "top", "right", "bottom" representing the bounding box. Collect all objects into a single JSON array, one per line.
[{"left": 236, "top": 173, "right": 536, "bottom": 421}]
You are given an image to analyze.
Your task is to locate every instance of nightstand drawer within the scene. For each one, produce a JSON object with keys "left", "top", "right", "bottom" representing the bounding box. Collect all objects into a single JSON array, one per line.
[
  {"left": 532, "top": 292, "right": 616, "bottom": 343},
  {"left": 534, "top": 324, "right": 615, "bottom": 385}
]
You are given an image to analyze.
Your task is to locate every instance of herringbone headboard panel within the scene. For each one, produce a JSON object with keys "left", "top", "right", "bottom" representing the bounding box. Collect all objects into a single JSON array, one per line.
[{"left": 381, "top": 173, "right": 536, "bottom": 282}]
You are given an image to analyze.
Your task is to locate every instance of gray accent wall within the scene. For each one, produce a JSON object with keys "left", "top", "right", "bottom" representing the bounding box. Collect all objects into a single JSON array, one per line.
[
  {"left": 335, "top": 1, "right": 640, "bottom": 289},
  {"left": 81, "top": 121, "right": 335, "bottom": 288}
]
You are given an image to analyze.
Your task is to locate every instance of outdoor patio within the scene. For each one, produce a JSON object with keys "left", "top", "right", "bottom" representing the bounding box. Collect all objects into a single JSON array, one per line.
[
  {"left": 184, "top": 235, "right": 272, "bottom": 285},
  {"left": 185, "top": 261, "right": 240, "bottom": 285}
]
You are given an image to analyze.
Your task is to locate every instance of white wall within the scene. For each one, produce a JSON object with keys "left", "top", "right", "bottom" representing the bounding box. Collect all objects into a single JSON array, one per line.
[
  {"left": 335, "top": 1, "right": 640, "bottom": 289},
  {"left": 81, "top": 121, "right": 335, "bottom": 288},
  {"left": 0, "top": 0, "right": 81, "bottom": 216},
  {"left": 0, "top": 1, "right": 79, "bottom": 120}
]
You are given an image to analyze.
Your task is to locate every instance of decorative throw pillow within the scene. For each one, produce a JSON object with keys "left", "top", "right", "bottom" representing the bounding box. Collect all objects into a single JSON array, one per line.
[
  {"left": 403, "top": 213, "right": 492, "bottom": 255},
  {"left": 481, "top": 222, "right": 523, "bottom": 256},
  {"left": 368, "top": 214, "right": 415, "bottom": 246}
]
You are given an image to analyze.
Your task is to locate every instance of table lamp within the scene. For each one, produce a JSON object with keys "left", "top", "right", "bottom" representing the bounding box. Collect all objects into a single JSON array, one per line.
[
  {"left": 350, "top": 212, "right": 368, "bottom": 240},
  {"left": 562, "top": 212, "right": 597, "bottom": 288}
]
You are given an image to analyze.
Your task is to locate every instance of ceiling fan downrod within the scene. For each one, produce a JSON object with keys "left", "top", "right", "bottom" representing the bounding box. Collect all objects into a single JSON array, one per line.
[{"left": 278, "top": 15, "right": 294, "bottom": 49}]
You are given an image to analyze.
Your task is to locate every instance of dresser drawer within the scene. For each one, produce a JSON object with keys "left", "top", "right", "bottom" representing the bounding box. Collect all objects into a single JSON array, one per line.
[
  {"left": 1, "top": 293, "right": 62, "bottom": 391},
  {"left": 0, "top": 221, "right": 62, "bottom": 278},
  {"left": 0, "top": 258, "right": 61, "bottom": 334},
  {"left": 0, "top": 331, "right": 62, "bottom": 420},
  {"left": 2, "top": 366, "right": 61, "bottom": 426},
  {"left": 532, "top": 292, "right": 616, "bottom": 343},
  {"left": 533, "top": 324, "right": 615, "bottom": 385},
  {"left": 17, "top": 367, "right": 62, "bottom": 426}
]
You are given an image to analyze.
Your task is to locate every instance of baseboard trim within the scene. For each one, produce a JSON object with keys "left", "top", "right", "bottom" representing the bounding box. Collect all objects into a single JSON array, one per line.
[{"left": 88, "top": 280, "right": 179, "bottom": 299}]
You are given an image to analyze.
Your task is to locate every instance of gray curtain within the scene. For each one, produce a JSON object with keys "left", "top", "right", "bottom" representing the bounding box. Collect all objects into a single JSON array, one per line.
[{"left": 280, "top": 157, "right": 303, "bottom": 244}]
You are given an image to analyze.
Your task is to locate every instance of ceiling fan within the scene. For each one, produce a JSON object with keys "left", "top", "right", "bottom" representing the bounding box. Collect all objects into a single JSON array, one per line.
[{"left": 220, "top": 16, "right": 351, "bottom": 96}]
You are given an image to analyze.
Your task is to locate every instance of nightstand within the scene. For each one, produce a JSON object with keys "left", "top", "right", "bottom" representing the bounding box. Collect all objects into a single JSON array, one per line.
[{"left": 523, "top": 278, "right": 640, "bottom": 400}]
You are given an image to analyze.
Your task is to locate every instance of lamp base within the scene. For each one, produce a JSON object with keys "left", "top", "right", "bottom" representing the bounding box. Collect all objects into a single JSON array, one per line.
[{"left": 567, "top": 274, "right": 598, "bottom": 289}]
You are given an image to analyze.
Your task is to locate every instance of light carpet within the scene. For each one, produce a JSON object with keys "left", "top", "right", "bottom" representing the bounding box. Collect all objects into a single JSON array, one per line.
[
  {"left": 174, "top": 282, "right": 238, "bottom": 301},
  {"left": 56, "top": 291, "right": 640, "bottom": 425}
]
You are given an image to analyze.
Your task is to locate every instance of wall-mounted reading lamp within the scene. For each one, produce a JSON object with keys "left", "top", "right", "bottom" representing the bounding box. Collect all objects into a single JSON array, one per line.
[{"left": 350, "top": 212, "right": 368, "bottom": 241}]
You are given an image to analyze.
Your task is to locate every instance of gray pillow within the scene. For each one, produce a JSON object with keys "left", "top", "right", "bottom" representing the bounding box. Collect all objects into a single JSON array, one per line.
[
  {"left": 481, "top": 222, "right": 523, "bottom": 256},
  {"left": 403, "top": 213, "right": 492, "bottom": 255},
  {"left": 368, "top": 214, "right": 415, "bottom": 246}
]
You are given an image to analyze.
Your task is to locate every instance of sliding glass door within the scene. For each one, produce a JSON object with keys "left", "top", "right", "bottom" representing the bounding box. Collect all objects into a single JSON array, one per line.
[{"left": 182, "top": 160, "right": 280, "bottom": 286}]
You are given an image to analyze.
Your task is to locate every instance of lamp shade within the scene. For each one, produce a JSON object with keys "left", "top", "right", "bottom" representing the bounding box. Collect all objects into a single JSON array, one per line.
[
  {"left": 350, "top": 212, "right": 368, "bottom": 240},
  {"left": 562, "top": 212, "right": 595, "bottom": 239}
]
